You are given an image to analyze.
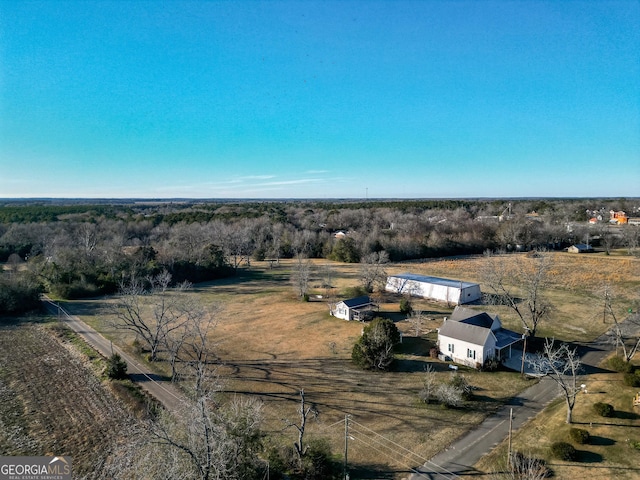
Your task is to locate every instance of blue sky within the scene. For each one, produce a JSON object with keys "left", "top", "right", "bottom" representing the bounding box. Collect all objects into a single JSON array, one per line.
[{"left": 1, "top": 0, "right": 638, "bottom": 199}]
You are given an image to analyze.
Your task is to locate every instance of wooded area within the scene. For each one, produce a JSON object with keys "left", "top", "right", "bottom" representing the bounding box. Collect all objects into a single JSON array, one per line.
[{"left": 0, "top": 198, "right": 637, "bottom": 312}]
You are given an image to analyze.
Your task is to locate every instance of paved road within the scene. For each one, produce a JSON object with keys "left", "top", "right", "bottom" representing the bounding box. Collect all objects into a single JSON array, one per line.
[
  {"left": 409, "top": 314, "right": 640, "bottom": 480},
  {"left": 42, "top": 297, "right": 186, "bottom": 412}
]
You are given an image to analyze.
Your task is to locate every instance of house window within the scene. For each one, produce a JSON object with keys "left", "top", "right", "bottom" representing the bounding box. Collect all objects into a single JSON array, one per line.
[
  {"left": 467, "top": 349, "right": 476, "bottom": 360},
  {"left": 448, "top": 344, "right": 454, "bottom": 353}
]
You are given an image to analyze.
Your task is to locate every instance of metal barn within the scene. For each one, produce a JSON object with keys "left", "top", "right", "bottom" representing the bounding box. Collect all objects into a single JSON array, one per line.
[{"left": 385, "top": 273, "right": 481, "bottom": 305}]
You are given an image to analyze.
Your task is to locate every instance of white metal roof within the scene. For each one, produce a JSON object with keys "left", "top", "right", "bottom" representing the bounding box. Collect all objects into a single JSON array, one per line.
[{"left": 389, "top": 273, "right": 479, "bottom": 289}]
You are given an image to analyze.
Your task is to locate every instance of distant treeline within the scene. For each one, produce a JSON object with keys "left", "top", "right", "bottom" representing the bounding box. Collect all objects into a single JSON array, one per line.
[{"left": 0, "top": 198, "right": 637, "bottom": 310}]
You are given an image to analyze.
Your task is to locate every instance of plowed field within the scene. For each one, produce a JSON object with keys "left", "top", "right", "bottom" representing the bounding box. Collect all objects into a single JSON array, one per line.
[{"left": 0, "top": 318, "right": 132, "bottom": 477}]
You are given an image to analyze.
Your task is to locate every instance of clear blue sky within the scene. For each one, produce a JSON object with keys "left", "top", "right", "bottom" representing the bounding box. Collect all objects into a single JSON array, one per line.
[{"left": 1, "top": 0, "right": 638, "bottom": 199}]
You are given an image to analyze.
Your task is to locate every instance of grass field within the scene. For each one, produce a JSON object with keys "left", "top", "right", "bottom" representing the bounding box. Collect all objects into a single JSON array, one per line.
[
  {"left": 0, "top": 317, "right": 134, "bottom": 478},
  {"left": 57, "top": 251, "right": 639, "bottom": 478},
  {"left": 475, "top": 351, "right": 640, "bottom": 480}
]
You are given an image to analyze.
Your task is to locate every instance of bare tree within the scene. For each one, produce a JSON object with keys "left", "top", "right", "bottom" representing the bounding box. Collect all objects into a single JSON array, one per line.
[
  {"left": 621, "top": 226, "right": 639, "bottom": 256},
  {"left": 419, "top": 364, "right": 437, "bottom": 404},
  {"left": 408, "top": 309, "right": 425, "bottom": 337},
  {"left": 528, "top": 339, "right": 581, "bottom": 424},
  {"left": 283, "top": 389, "right": 318, "bottom": 472},
  {"left": 490, "top": 452, "right": 550, "bottom": 480},
  {"left": 111, "top": 271, "right": 191, "bottom": 362},
  {"left": 146, "top": 389, "right": 264, "bottom": 480},
  {"left": 482, "top": 250, "right": 552, "bottom": 338},
  {"left": 359, "top": 250, "right": 389, "bottom": 293},
  {"left": 180, "top": 303, "right": 221, "bottom": 398},
  {"left": 290, "top": 253, "right": 312, "bottom": 298},
  {"left": 602, "top": 285, "right": 640, "bottom": 362}
]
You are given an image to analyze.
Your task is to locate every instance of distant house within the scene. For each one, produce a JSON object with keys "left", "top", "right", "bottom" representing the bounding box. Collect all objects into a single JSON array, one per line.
[
  {"left": 385, "top": 273, "right": 481, "bottom": 305},
  {"left": 333, "top": 231, "right": 347, "bottom": 239},
  {"left": 330, "top": 296, "right": 377, "bottom": 321},
  {"left": 568, "top": 244, "right": 594, "bottom": 254},
  {"left": 437, "top": 306, "right": 522, "bottom": 369},
  {"left": 610, "top": 210, "right": 628, "bottom": 224}
]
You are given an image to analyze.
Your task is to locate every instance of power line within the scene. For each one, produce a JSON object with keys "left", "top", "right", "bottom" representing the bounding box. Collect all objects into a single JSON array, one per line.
[{"left": 45, "top": 299, "right": 185, "bottom": 404}]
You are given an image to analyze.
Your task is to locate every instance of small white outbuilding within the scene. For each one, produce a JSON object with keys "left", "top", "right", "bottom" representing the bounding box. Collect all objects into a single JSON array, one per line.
[{"left": 385, "top": 273, "right": 481, "bottom": 305}]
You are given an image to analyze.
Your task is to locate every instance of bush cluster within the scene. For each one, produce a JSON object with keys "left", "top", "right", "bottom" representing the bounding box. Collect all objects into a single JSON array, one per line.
[
  {"left": 593, "top": 402, "right": 614, "bottom": 417},
  {"left": 399, "top": 298, "right": 412, "bottom": 315},
  {"left": 623, "top": 370, "right": 640, "bottom": 387},
  {"left": 569, "top": 427, "right": 590, "bottom": 444},
  {"left": 550, "top": 441, "right": 577, "bottom": 461},
  {"left": 607, "top": 356, "right": 634, "bottom": 373}
]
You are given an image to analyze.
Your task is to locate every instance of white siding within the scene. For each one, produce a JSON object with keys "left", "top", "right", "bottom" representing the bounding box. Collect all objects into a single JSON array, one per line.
[
  {"left": 439, "top": 334, "right": 496, "bottom": 368},
  {"left": 385, "top": 275, "right": 481, "bottom": 305}
]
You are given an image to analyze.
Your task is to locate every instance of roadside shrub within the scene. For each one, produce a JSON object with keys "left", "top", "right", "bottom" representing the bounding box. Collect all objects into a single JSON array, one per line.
[
  {"left": 510, "top": 451, "right": 552, "bottom": 478},
  {"left": 569, "top": 427, "right": 590, "bottom": 444},
  {"left": 593, "top": 402, "right": 614, "bottom": 417},
  {"left": 105, "top": 353, "right": 128, "bottom": 380},
  {"left": 607, "top": 355, "right": 634, "bottom": 373},
  {"left": 399, "top": 298, "right": 412, "bottom": 315},
  {"left": 623, "top": 370, "right": 640, "bottom": 387},
  {"left": 549, "top": 441, "right": 576, "bottom": 461},
  {"left": 300, "top": 437, "right": 340, "bottom": 480},
  {"left": 629, "top": 440, "right": 640, "bottom": 450}
]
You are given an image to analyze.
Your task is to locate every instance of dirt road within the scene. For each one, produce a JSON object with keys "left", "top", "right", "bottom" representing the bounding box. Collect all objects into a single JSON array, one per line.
[{"left": 43, "top": 297, "right": 186, "bottom": 412}]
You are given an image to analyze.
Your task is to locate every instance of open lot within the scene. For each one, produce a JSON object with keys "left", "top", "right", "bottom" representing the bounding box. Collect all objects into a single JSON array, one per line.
[{"left": 62, "top": 252, "right": 639, "bottom": 477}]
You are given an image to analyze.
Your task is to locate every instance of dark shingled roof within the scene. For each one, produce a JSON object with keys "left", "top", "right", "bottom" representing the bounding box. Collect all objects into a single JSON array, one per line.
[
  {"left": 341, "top": 296, "right": 373, "bottom": 308},
  {"left": 450, "top": 306, "right": 496, "bottom": 329}
]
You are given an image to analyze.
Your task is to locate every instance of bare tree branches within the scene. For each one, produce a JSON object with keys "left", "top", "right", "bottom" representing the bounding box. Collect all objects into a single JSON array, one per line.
[
  {"left": 283, "top": 389, "right": 318, "bottom": 472},
  {"left": 110, "top": 271, "right": 191, "bottom": 361},
  {"left": 528, "top": 339, "right": 581, "bottom": 424},
  {"left": 602, "top": 284, "right": 640, "bottom": 362},
  {"left": 482, "top": 250, "right": 552, "bottom": 337},
  {"left": 359, "top": 250, "right": 389, "bottom": 293},
  {"left": 290, "top": 253, "right": 312, "bottom": 298}
]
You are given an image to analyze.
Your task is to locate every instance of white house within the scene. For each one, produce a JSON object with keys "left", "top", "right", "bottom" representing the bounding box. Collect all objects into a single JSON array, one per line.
[
  {"left": 437, "top": 306, "right": 522, "bottom": 368},
  {"left": 568, "top": 244, "right": 594, "bottom": 253},
  {"left": 330, "top": 296, "right": 377, "bottom": 321},
  {"left": 385, "top": 273, "right": 481, "bottom": 305}
]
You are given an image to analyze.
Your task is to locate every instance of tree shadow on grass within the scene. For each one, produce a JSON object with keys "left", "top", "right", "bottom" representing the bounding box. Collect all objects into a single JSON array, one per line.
[
  {"left": 589, "top": 435, "right": 616, "bottom": 446},
  {"left": 615, "top": 410, "right": 640, "bottom": 420},
  {"left": 576, "top": 450, "right": 604, "bottom": 463}
]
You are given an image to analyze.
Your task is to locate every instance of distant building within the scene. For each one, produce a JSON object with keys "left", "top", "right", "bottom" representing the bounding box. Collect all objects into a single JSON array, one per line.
[
  {"left": 385, "top": 273, "right": 481, "bottom": 305},
  {"left": 568, "top": 244, "right": 594, "bottom": 254},
  {"left": 610, "top": 210, "right": 628, "bottom": 224}
]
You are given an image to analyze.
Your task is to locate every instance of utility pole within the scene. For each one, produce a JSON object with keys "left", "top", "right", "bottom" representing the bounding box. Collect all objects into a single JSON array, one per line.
[
  {"left": 507, "top": 408, "right": 513, "bottom": 467},
  {"left": 344, "top": 414, "right": 350, "bottom": 480},
  {"left": 520, "top": 327, "right": 529, "bottom": 377}
]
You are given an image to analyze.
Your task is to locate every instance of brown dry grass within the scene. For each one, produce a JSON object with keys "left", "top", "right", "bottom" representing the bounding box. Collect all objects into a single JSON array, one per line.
[
  {"left": 388, "top": 252, "right": 640, "bottom": 341},
  {"left": 61, "top": 252, "right": 639, "bottom": 477},
  {"left": 475, "top": 352, "right": 640, "bottom": 480}
]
